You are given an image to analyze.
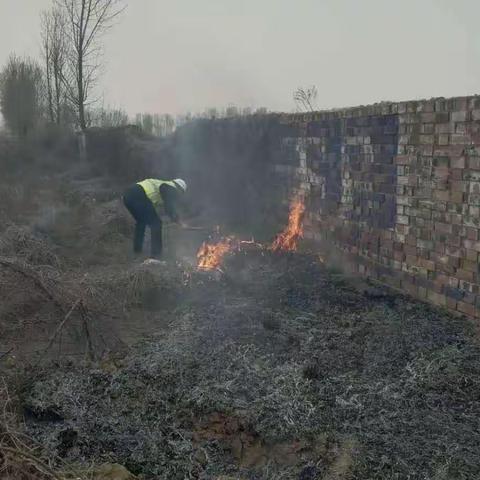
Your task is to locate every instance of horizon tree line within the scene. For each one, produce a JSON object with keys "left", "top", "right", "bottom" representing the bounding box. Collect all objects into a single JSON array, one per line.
[{"left": 0, "top": 0, "right": 276, "bottom": 139}]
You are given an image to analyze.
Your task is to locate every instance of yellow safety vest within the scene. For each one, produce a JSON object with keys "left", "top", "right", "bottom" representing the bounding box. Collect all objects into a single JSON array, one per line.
[{"left": 137, "top": 179, "right": 178, "bottom": 208}]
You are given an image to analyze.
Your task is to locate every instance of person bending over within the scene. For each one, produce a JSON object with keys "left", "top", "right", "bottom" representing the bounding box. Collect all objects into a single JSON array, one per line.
[{"left": 123, "top": 178, "right": 187, "bottom": 258}]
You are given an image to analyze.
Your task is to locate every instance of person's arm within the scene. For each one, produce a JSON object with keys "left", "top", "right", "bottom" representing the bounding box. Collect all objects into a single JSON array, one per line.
[{"left": 160, "top": 184, "right": 180, "bottom": 223}]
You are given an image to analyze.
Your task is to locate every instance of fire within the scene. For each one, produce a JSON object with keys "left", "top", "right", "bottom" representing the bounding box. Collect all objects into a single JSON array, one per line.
[
  {"left": 197, "top": 237, "right": 236, "bottom": 271},
  {"left": 196, "top": 235, "right": 264, "bottom": 271},
  {"left": 195, "top": 198, "right": 306, "bottom": 271},
  {"left": 271, "top": 198, "right": 306, "bottom": 252}
]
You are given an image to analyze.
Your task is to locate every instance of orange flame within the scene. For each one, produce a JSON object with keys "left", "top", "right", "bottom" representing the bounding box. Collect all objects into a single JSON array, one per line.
[
  {"left": 271, "top": 198, "right": 306, "bottom": 252},
  {"left": 197, "top": 237, "right": 236, "bottom": 271},
  {"left": 196, "top": 235, "right": 264, "bottom": 271}
]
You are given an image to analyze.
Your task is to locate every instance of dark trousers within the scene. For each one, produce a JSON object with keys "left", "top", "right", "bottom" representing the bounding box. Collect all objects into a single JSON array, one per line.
[{"left": 123, "top": 184, "right": 163, "bottom": 256}]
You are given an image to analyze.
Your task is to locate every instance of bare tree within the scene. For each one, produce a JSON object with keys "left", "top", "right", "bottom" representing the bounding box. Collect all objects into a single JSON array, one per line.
[
  {"left": 0, "top": 55, "right": 45, "bottom": 137},
  {"left": 293, "top": 86, "right": 318, "bottom": 112},
  {"left": 90, "top": 106, "right": 129, "bottom": 127},
  {"left": 57, "top": 0, "right": 125, "bottom": 130},
  {"left": 225, "top": 104, "right": 239, "bottom": 117},
  {"left": 40, "top": 6, "right": 68, "bottom": 125}
]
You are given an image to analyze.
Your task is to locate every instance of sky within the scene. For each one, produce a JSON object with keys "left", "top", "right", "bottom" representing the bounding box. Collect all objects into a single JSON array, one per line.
[{"left": 0, "top": 0, "right": 479, "bottom": 116}]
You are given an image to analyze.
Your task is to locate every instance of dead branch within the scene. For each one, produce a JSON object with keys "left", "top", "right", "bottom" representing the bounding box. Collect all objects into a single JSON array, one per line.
[
  {"left": 0, "top": 257, "right": 65, "bottom": 313},
  {"left": 1, "top": 446, "right": 63, "bottom": 480},
  {"left": 44, "top": 298, "right": 82, "bottom": 352},
  {"left": 0, "top": 349, "right": 13, "bottom": 361},
  {"left": 0, "top": 259, "right": 62, "bottom": 307}
]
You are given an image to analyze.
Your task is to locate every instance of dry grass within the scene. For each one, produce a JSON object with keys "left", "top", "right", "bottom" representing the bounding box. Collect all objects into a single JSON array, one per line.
[
  {"left": 0, "top": 380, "right": 79, "bottom": 480},
  {"left": 19, "top": 253, "right": 480, "bottom": 479}
]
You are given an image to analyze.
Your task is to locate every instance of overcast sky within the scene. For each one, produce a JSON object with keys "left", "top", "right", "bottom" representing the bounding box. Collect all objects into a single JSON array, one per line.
[{"left": 0, "top": 0, "right": 479, "bottom": 115}]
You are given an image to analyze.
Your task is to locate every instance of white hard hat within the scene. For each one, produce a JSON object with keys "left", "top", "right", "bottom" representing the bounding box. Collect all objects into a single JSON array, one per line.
[{"left": 173, "top": 178, "right": 187, "bottom": 192}]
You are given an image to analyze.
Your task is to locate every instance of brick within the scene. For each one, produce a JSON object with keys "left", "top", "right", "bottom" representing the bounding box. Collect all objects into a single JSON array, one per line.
[
  {"left": 471, "top": 109, "right": 480, "bottom": 121},
  {"left": 451, "top": 181, "right": 467, "bottom": 192},
  {"left": 456, "top": 269, "right": 475, "bottom": 282},
  {"left": 451, "top": 111, "right": 468, "bottom": 122},
  {"left": 427, "top": 289, "right": 447, "bottom": 306},
  {"left": 403, "top": 281, "right": 418, "bottom": 297},
  {"left": 470, "top": 182, "right": 480, "bottom": 195},
  {"left": 417, "top": 239, "right": 433, "bottom": 250},
  {"left": 433, "top": 167, "right": 449, "bottom": 181},
  {"left": 417, "top": 286, "right": 427, "bottom": 298},
  {"left": 462, "top": 259, "right": 479, "bottom": 272},
  {"left": 451, "top": 157, "right": 466, "bottom": 169},
  {"left": 452, "top": 169, "right": 463, "bottom": 180},
  {"left": 406, "top": 234, "right": 417, "bottom": 246},
  {"left": 454, "top": 98, "right": 468, "bottom": 110},
  {"left": 450, "top": 191, "right": 464, "bottom": 203},
  {"left": 450, "top": 214, "right": 463, "bottom": 225},
  {"left": 397, "top": 215, "right": 409, "bottom": 225},
  {"left": 435, "top": 123, "right": 453, "bottom": 134},
  {"left": 418, "top": 258, "right": 435, "bottom": 271},
  {"left": 468, "top": 157, "right": 480, "bottom": 170},
  {"left": 465, "top": 171, "right": 480, "bottom": 182},
  {"left": 408, "top": 175, "right": 418, "bottom": 187},
  {"left": 420, "top": 135, "right": 434, "bottom": 145},
  {"left": 434, "top": 145, "right": 466, "bottom": 157},
  {"left": 446, "top": 247, "right": 463, "bottom": 259},
  {"left": 466, "top": 227, "right": 478, "bottom": 241},
  {"left": 422, "top": 124, "right": 434, "bottom": 134},
  {"left": 433, "top": 156, "right": 450, "bottom": 168},
  {"left": 433, "top": 211, "right": 448, "bottom": 222},
  {"left": 446, "top": 297, "right": 458, "bottom": 310},
  {"left": 463, "top": 239, "right": 480, "bottom": 252},
  {"left": 433, "top": 190, "right": 450, "bottom": 201},
  {"left": 432, "top": 253, "right": 449, "bottom": 265},
  {"left": 433, "top": 201, "right": 447, "bottom": 212},
  {"left": 417, "top": 209, "right": 432, "bottom": 220},
  {"left": 397, "top": 176, "right": 409, "bottom": 186},
  {"left": 445, "top": 286, "right": 465, "bottom": 301},
  {"left": 419, "top": 228, "right": 432, "bottom": 241},
  {"left": 420, "top": 112, "right": 435, "bottom": 122},
  {"left": 435, "top": 111, "right": 449, "bottom": 121},
  {"left": 446, "top": 234, "right": 462, "bottom": 247},
  {"left": 468, "top": 194, "right": 480, "bottom": 206},
  {"left": 469, "top": 205, "right": 480, "bottom": 217},
  {"left": 433, "top": 272, "right": 450, "bottom": 286},
  {"left": 382, "top": 230, "right": 393, "bottom": 240},
  {"left": 436, "top": 263, "right": 456, "bottom": 275},
  {"left": 430, "top": 277, "right": 444, "bottom": 293},
  {"left": 438, "top": 134, "right": 450, "bottom": 145},
  {"left": 459, "top": 280, "right": 474, "bottom": 293},
  {"left": 451, "top": 134, "right": 471, "bottom": 145},
  {"left": 435, "top": 222, "right": 453, "bottom": 234},
  {"left": 458, "top": 301, "right": 476, "bottom": 317},
  {"left": 463, "top": 292, "right": 477, "bottom": 305},
  {"left": 463, "top": 215, "right": 480, "bottom": 228},
  {"left": 404, "top": 244, "right": 417, "bottom": 256}
]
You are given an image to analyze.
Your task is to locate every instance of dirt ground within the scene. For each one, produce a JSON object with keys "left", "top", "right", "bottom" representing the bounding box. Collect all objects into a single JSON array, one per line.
[{"left": 1, "top": 154, "right": 480, "bottom": 479}]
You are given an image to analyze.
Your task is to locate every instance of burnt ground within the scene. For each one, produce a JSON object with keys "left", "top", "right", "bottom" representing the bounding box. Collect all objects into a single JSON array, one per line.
[
  {"left": 0, "top": 160, "right": 480, "bottom": 479},
  {"left": 18, "top": 251, "right": 480, "bottom": 479}
]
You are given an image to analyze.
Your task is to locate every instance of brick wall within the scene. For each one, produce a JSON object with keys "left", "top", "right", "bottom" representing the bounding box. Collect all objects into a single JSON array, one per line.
[{"left": 175, "top": 95, "right": 480, "bottom": 319}]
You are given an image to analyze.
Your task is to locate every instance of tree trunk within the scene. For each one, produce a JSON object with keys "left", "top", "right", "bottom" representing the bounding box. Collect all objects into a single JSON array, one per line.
[
  {"left": 45, "top": 47, "right": 55, "bottom": 124},
  {"left": 78, "top": 52, "right": 86, "bottom": 130},
  {"left": 54, "top": 63, "right": 62, "bottom": 125}
]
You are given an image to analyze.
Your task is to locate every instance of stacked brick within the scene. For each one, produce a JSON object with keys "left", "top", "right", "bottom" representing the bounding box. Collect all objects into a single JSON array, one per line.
[
  {"left": 392, "top": 97, "right": 480, "bottom": 317},
  {"left": 275, "top": 96, "right": 480, "bottom": 319}
]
